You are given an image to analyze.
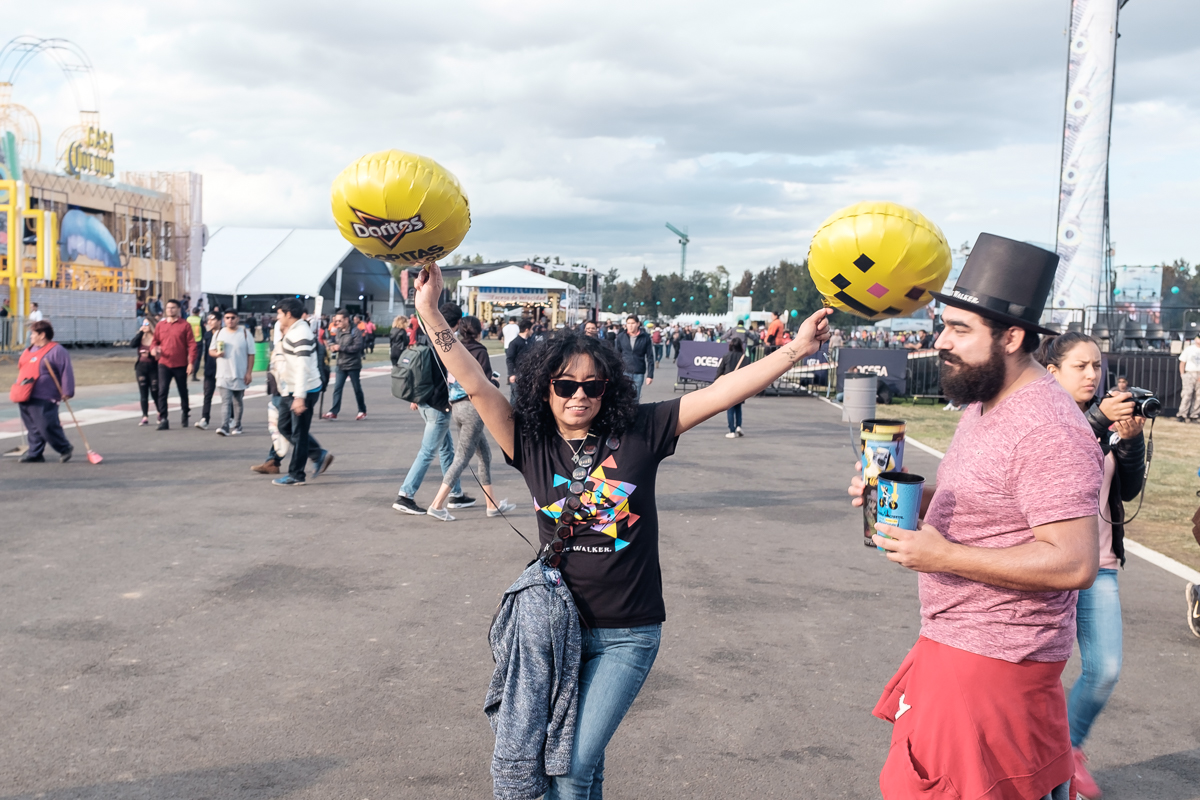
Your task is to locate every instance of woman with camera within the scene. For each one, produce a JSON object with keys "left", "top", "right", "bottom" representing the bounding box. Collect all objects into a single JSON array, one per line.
[
  {"left": 412, "top": 262, "right": 830, "bottom": 799},
  {"left": 1036, "top": 331, "right": 1147, "bottom": 800}
]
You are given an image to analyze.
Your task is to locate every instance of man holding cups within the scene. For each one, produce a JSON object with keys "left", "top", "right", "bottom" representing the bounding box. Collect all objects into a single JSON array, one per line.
[{"left": 849, "top": 235, "right": 1103, "bottom": 800}]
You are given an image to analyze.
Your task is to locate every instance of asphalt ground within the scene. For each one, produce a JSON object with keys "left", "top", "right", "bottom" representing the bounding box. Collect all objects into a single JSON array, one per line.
[{"left": 1, "top": 359, "right": 1198, "bottom": 799}]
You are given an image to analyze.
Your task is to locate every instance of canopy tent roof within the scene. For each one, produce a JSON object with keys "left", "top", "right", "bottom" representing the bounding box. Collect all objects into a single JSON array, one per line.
[
  {"left": 457, "top": 266, "right": 576, "bottom": 292},
  {"left": 201, "top": 227, "right": 380, "bottom": 297}
]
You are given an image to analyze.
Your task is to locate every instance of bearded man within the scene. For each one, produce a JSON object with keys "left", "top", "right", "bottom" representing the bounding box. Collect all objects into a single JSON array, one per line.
[{"left": 849, "top": 234, "right": 1103, "bottom": 800}]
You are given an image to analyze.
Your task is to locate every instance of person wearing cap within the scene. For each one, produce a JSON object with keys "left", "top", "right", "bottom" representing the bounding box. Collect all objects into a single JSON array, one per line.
[
  {"left": 1176, "top": 334, "right": 1200, "bottom": 422},
  {"left": 849, "top": 234, "right": 1103, "bottom": 800},
  {"left": 130, "top": 315, "right": 163, "bottom": 426}
]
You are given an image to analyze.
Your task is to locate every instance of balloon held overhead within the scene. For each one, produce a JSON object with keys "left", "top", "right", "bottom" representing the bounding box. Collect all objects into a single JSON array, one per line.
[
  {"left": 807, "top": 201, "right": 952, "bottom": 320},
  {"left": 331, "top": 149, "right": 471, "bottom": 266}
]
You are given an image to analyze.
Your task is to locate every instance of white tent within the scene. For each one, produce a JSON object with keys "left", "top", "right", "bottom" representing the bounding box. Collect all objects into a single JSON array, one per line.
[
  {"left": 201, "top": 227, "right": 398, "bottom": 317},
  {"left": 202, "top": 228, "right": 355, "bottom": 297},
  {"left": 457, "top": 266, "right": 578, "bottom": 304}
]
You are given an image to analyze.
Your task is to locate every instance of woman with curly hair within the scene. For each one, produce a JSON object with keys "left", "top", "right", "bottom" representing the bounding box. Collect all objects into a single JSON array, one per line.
[{"left": 413, "top": 263, "right": 831, "bottom": 799}]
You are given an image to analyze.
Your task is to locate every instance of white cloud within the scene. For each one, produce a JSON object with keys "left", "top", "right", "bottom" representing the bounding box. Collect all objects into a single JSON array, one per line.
[{"left": 8, "top": 0, "right": 1199, "bottom": 277}]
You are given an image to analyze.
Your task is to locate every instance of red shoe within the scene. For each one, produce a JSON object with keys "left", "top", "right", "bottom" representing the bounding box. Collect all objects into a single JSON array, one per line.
[
  {"left": 322, "top": 412, "right": 337, "bottom": 420},
  {"left": 1073, "top": 747, "right": 1102, "bottom": 799},
  {"left": 356, "top": 412, "right": 367, "bottom": 420}
]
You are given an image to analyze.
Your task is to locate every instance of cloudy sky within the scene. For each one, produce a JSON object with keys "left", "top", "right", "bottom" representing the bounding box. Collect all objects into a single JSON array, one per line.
[{"left": 10, "top": 0, "right": 1200, "bottom": 278}]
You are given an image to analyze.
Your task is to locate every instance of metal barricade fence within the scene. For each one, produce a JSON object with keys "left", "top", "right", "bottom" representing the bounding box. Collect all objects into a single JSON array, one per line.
[
  {"left": 0, "top": 317, "right": 14, "bottom": 355},
  {"left": 0, "top": 316, "right": 140, "bottom": 353}
]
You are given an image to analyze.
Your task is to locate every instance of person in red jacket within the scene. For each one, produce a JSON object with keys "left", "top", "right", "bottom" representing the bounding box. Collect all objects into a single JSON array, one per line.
[{"left": 151, "top": 299, "right": 198, "bottom": 430}]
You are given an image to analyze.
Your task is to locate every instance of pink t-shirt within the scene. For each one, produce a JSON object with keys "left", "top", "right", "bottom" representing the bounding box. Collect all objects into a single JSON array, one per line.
[{"left": 921, "top": 373, "right": 1103, "bottom": 663}]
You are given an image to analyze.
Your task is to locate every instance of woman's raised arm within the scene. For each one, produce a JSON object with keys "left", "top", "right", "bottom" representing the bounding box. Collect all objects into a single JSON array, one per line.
[
  {"left": 413, "top": 264, "right": 516, "bottom": 457},
  {"left": 676, "top": 308, "right": 832, "bottom": 435}
]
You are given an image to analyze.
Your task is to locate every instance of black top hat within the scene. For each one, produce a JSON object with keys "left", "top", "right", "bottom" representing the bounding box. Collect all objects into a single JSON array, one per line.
[{"left": 929, "top": 233, "right": 1059, "bottom": 336}]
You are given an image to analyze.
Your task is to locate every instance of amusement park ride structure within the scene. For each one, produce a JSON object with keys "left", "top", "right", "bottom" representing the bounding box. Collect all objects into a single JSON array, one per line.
[{"left": 0, "top": 36, "right": 202, "bottom": 341}]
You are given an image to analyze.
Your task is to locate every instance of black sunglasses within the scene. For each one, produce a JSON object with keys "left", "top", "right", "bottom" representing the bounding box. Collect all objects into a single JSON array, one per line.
[{"left": 550, "top": 379, "right": 607, "bottom": 399}]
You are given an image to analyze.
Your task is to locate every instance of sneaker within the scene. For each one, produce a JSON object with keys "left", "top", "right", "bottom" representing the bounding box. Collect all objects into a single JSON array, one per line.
[
  {"left": 312, "top": 449, "right": 334, "bottom": 478},
  {"left": 194, "top": 418, "right": 209, "bottom": 430},
  {"left": 447, "top": 493, "right": 477, "bottom": 509},
  {"left": 322, "top": 412, "right": 337, "bottom": 420},
  {"left": 725, "top": 432, "right": 737, "bottom": 438},
  {"left": 273, "top": 475, "right": 306, "bottom": 486},
  {"left": 736, "top": 426, "right": 744, "bottom": 437},
  {"left": 427, "top": 506, "right": 455, "bottom": 522},
  {"left": 392, "top": 494, "right": 427, "bottom": 515},
  {"left": 1072, "top": 747, "right": 1102, "bottom": 799},
  {"left": 487, "top": 500, "right": 518, "bottom": 517},
  {"left": 1177, "top": 416, "right": 1186, "bottom": 423},
  {"left": 356, "top": 412, "right": 367, "bottom": 421},
  {"left": 230, "top": 428, "right": 243, "bottom": 436},
  {"left": 1187, "top": 583, "right": 1200, "bottom": 638},
  {"left": 181, "top": 415, "right": 190, "bottom": 428},
  {"left": 251, "top": 460, "right": 281, "bottom": 475},
  {"left": 157, "top": 419, "right": 170, "bottom": 431},
  {"left": 60, "top": 448, "right": 73, "bottom": 463},
  {"left": 139, "top": 416, "right": 149, "bottom": 426},
  {"left": 215, "top": 426, "right": 230, "bottom": 436},
  {"left": 18, "top": 453, "right": 45, "bottom": 462}
]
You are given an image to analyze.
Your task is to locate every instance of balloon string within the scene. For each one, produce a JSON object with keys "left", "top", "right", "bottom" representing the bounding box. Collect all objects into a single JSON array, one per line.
[{"left": 413, "top": 306, "right": 540, "bottom": 557}]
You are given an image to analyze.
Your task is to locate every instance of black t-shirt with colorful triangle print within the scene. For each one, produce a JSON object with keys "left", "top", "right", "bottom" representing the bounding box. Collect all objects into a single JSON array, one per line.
[{"left": 506, "top": 398, "right": 681, "bottom": 628}]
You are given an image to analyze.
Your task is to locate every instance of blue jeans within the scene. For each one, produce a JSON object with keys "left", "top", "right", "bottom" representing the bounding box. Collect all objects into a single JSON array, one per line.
[
  {"left": 625, "top": 372, "right": 645, "bottom": 402},
  {"left": 1068, "top": 568, "right": 1122, "bottom": 747},
  {"left": 329, "top": 367, "right": 365, "bottom": 415},
  {"left": 726, "top": 403, "right": 742, "bottom": 432},
  {"left": 400, "top": 404, "right": 461, "bottom": 498},
  {"left": 653, "top": 343, "right": 663, "bottom": 363},
  {"left": 546, "top": 624, "right": 661, "bottom": 800}
]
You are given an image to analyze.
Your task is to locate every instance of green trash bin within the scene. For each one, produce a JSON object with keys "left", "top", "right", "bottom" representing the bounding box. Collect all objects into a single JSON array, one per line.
[{"left": 254, "top": 340, "right": 269, "bottom": 372}]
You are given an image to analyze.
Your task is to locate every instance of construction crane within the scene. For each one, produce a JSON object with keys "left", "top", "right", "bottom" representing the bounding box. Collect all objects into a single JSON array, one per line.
[{"left": 665, "top": 222, "right": 689, "bottom": 277}]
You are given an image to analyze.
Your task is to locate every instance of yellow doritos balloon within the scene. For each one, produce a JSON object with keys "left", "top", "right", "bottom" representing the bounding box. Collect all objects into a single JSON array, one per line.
[
  {"left": 808, "top": 201, "right": 951, "bottom": 320},
  {"left": 331, "top": 149, "right": 471, "bottom": 265}
]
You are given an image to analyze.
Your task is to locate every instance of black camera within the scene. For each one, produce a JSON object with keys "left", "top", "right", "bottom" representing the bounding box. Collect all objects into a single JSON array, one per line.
[{"left": 1128, "top": 387, "right": 1161, "bottom": 419}]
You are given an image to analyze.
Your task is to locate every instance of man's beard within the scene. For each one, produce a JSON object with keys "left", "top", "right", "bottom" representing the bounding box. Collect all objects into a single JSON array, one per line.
[{"left": 939, "top": 338, "right": 1007, "bottom": 405}]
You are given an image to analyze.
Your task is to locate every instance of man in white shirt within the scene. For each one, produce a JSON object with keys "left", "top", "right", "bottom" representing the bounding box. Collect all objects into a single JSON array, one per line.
[
  {"left": 1178, "top": 334, "right": 1200, "bottom": 422},
  {"left": 274, "top": 298, "right": 327, "bottom": 485},
  {"left": 27, "top": 302, "right": 43, "bottom": 323},
  {"left": 501, "top": 318, "right": 520, "bottom": 348},
  {"left": 210, "top": 310, "right": 256, "bottom": 435}
]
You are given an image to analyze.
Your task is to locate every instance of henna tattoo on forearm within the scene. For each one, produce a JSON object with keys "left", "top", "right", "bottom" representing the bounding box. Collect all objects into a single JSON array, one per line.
[{"left": 434, "top": 329, "right": 456, "bottom": 353}]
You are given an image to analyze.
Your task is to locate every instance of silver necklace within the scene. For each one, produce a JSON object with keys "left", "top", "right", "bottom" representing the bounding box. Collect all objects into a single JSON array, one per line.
[{"left": 558, "top": 430, "right": 594, "bottom": 464}]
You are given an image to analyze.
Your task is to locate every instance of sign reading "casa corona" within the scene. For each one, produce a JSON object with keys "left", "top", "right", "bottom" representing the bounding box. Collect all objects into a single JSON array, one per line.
[{"left": 65, "top": 127, "right": 115, "bottom": 179}]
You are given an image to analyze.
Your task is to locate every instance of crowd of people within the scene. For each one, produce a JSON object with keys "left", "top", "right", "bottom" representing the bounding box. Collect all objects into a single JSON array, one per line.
[{"left": 11, "top": 236, "right": 1200, "bottom": 800}]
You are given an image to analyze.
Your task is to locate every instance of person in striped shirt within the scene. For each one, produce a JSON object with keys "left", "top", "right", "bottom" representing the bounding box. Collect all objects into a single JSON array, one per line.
[{"left": 274, "top": 298, "right": 327, "bottom": 486}]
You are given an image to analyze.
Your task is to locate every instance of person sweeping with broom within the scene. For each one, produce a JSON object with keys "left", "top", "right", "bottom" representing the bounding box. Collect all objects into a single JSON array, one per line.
[{"left": 10, "top": 320, "right": 75, "bottom": 463}]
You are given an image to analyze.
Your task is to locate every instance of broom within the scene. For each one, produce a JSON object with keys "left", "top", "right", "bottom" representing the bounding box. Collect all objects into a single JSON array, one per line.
[{"left": 43, "top": 360, "right": 103, "bottom": 464}]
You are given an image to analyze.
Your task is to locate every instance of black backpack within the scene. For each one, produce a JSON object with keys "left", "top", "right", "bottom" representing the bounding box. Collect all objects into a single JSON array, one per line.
[{"left": 392, "top": 340, "right": 448, "bottom": 409}]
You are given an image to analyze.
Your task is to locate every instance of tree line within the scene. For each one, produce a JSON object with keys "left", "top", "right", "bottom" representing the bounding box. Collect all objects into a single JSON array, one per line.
[{"left": 562, "top": 260, "right": 857, "bottom": 327}]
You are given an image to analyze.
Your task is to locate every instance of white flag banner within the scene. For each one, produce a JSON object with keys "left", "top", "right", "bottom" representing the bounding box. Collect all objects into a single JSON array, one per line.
[{"left": 1054, "top": 0, "right": 1118, "bottom": 315}]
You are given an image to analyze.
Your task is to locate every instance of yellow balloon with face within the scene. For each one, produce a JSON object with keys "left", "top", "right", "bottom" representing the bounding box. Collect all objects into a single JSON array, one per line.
[
  {"left": 808, "top": 201, "right": 952, "bottom": 320},
  {"left": 330, "top": 149, "right": 471, "bottom": 265}
]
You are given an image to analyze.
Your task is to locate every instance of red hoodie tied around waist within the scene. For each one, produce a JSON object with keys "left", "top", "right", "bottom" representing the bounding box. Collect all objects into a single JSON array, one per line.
[{"left": 873, "top": 637, "right": 1073, "bottom": 800}]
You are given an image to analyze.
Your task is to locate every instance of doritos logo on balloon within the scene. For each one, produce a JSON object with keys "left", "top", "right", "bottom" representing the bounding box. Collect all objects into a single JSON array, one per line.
[
  {"left": 372, "top": 245, "right": 445, "bottom": 263},
  {"left": 331, "top": 149, "right": 471, "bottom": 265},
  {"left": 350, "top": 209, "right": 425, "bottom": 248}
]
